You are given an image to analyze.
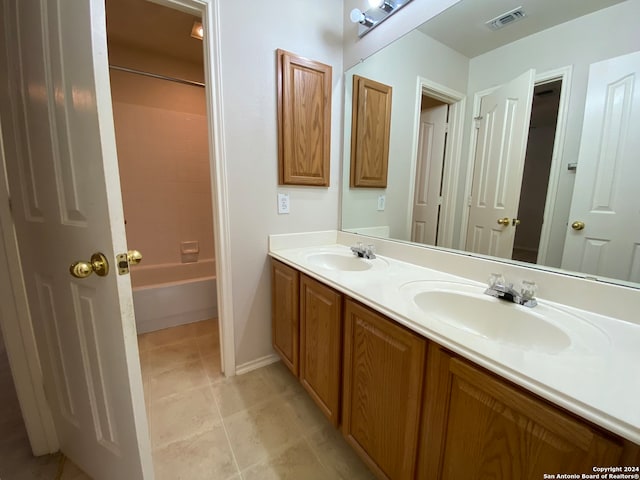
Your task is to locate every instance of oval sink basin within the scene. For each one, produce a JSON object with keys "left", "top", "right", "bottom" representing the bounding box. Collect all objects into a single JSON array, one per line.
[
  {"left": 413, "top": 289, "right": 571, "bottom": 352},
  {"left": 306, "top": 253, "right": 373, "bottom": 271},
  {"left": 401, "top": 281, "right": 607, "bottom": 353}
]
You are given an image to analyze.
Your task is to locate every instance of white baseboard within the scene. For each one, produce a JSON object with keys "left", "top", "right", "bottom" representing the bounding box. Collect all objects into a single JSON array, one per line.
[{"left": 235, "top": 353, "right": 280, "bottom": 375}]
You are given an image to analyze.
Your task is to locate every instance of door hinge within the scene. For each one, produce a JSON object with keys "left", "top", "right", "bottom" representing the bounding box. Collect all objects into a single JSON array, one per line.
[
  {"left": 437, "top": 196, "right": 443, "bottom": 206},
  {"left": 444, "top": 123, "right": 449, "bottom": 133},
  {"left": 467, "top": 195, "right": 472, "bottom": 206}
]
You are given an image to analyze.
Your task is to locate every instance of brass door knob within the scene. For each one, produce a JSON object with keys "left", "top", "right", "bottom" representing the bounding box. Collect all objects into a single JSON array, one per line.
[
  {"left": 571, "top": 221, "right": 585, "bottom": 231},
  {"left": 497, "top": 217, "right": 511, "bottom": 226},
  {"left": 127, "top": 250, "right": 143, "bottom": 265},
  {"left": 70, "top": 252, "right": 109, "bottom": 279},
  {"left": 512, "top": 218, "right": 521, "bottom": 226}
]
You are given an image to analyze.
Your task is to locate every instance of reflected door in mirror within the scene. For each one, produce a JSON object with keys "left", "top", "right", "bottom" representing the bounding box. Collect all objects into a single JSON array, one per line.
[
  {"left": 465, "top": 69, "right": 535, "bottom": 259},
  {"left": 412, "top": 104, "right": 448, "bottom": 245},
  {"left": 562, "top": 51, "right": 640, "bottom": 283}
]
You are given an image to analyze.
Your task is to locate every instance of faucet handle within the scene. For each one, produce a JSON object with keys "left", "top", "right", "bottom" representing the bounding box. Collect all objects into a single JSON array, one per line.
[
  {"left": 488, "top": 273, "right": 506, "bottom": 288},
  {"left": 520, "top": 280, "right": 537, "bottom": 300}
]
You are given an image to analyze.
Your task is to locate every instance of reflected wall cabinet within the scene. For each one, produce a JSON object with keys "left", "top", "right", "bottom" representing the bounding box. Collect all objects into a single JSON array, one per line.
[
  {"left": 277, "top": 49, "right": 332, "bottom": 186},
  {"left": 350, "top": 75, "right": 392, "bottom": 188}
]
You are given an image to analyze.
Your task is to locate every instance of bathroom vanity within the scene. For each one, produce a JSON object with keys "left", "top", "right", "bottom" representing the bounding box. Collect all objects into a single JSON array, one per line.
[{"left": 269, "top": 231, "right": 640, "bottom": 480}]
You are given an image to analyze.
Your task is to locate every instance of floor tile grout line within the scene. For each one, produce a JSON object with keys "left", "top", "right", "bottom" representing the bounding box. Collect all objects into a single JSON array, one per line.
[
  {"left": 200, "top": 334, "right": 243, "bottom": 478},
  {"left": 301, "top": 434, "right": 340, "bottom": 479}
]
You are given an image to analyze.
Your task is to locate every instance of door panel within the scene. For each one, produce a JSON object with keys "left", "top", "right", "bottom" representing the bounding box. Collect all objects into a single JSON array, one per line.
[
  {"left": 466, "top": 69, "right": 535, "bottom": 258},
  {"left": 0, "top": 0, "right": 152, "bottom": 478},
  {"left": 562, "top": 51, "right": 640, "bottom": 282},
  {"left": 412, "top": 104, "right": 447, "bottom": 245}
]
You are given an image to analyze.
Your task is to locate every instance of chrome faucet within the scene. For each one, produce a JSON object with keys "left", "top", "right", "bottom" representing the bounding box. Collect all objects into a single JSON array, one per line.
[
  {"left": 350, "top": 242, "right": 376, "bottom": 259},
  {"left": 484, "top": 274, "right": 537, "bottom": 308}
]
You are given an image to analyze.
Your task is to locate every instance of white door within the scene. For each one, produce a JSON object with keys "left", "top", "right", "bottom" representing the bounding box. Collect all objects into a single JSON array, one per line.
[
  {"left": 411, "top": 105, "right": 447, "bottom": 245},
  {"left": 465, "top": 69, "right": 535, "bottom": 258},
  {"left": 561, "top": 51, "right": 640, "bottom": 283},
  {"left": 0, "top": 1, "right": 153, "bottom": 478}
]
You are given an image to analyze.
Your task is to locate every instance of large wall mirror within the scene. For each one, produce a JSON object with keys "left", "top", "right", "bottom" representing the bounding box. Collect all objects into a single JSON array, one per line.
[{"left": 342, "top": 0, "right": 640, "bottom": 288}]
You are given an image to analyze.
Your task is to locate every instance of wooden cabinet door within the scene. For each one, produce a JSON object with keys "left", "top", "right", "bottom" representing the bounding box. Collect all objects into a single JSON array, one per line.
[
  {"left": 277, "top": 49, "right": 332, "bottom": 186},
  {"left": 271, "top": 259, "right": 299, "bottom": 375},
  {"left": 342, "top": 299, "right": 426, "bottom": 479},
  {"left": 300, "top": 275, "right": 342, "bottom": 426},
  {"left": 419, "top": 346, "right": 624, "bottom": 479},
  {"left": 350, "top": 75, "right": 392, "bottom": 188}
]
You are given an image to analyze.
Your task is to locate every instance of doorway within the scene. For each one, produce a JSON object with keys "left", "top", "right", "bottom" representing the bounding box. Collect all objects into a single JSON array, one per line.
[
  {"left": 463, "top": 70, "right": 569, "bottom": 264},
  {"left": 105, "top": 0, "right": 223, "bottom": 413},
  {"left": 512, "top": 80, "right": 562, "bottom": 264},
  {"left": 408, "top": 78, "right": 466, "bottom": 249},
  {"left": 0, "top": 0, "right": 234, "bottom": 475},
  {"left": 411, "top": 95, "right": 448, "bottom": 246}
]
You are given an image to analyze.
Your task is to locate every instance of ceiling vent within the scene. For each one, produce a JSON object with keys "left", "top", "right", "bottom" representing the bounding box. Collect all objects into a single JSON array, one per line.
[{"left": 485, "top": 7, "right": 527, "bottom": 31}]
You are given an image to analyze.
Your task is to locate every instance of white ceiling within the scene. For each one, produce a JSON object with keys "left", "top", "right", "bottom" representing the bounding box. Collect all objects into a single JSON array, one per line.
[
  {"left": 106, "top": 0, "right": 203, "bottom": 65},
  {"left": 417, "top": 0, "right": 626, "bottom": 58}
]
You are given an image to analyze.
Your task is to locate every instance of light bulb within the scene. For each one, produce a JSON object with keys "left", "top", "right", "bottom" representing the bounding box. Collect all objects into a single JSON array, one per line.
[
  {"left": 350, "top": 8, "right": 365, "bottom": 23},
  {"left": 368, "top": 0, "right": 384, "bottom": 7}
]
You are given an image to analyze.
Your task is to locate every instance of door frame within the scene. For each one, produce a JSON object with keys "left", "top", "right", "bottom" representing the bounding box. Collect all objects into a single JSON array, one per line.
[
  {"left": 532, "top": 66, "right": 572, "bottom": 265},
  {"left": 459, "top": 66, "right": 572, "bottom": 259},
  {"left": 0, "top": 0, "right": 234, "bottom": 454},
  {"left": 406, "top": 76, "right": 466, "bottom": 248}
]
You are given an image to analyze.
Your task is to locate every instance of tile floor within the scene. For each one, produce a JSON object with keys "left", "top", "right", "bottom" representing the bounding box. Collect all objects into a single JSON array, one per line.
[{"left": 138, "top": 319, "right": 375, "bottom": 480}]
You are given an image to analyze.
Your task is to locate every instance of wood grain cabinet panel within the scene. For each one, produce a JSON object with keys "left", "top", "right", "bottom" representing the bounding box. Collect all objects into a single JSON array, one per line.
[
  {"left": 350, "top": 75, "right": 392, "bottom": 188},
  {"left": 419, "top": 345, "right": 625, "bottom": 480},
  {"left": 277, "top": 49, "right": 332, "bottom": 186},
  {"left": 271, "top": 259, "right": 299, "bottom": 375},
  {"left": 342, "top": 299, "right": 426, "bottom": 479},
  {"left": 299, "top": 274, "right": 342, "bottom": 426}
]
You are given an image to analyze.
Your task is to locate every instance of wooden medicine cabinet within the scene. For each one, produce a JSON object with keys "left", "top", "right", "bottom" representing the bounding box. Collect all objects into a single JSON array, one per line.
[{"left": 276, "top": 49, "right": 332, "bottom": 186}]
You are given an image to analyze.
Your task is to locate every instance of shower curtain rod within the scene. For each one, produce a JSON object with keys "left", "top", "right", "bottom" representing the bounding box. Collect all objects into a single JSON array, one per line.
[{"left": 109, "top": 64, "right": 205, "bottom": 88}]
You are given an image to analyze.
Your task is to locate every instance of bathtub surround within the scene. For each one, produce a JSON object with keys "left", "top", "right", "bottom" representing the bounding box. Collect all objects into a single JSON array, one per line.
[
  {"left": 132, "top": 260, "right": 218, "bottom": 334},
  {"left": 110, "top": 41, "right": 215, "bottom": 271}
]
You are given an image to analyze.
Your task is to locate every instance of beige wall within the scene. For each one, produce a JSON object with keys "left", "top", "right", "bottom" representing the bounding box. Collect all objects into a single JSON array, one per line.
[
  {"left": 219, "top": 0, "right": 344, "bottom": 366},
  {"left": 109, "top": 42, "right": 214, "bottom": 271}
]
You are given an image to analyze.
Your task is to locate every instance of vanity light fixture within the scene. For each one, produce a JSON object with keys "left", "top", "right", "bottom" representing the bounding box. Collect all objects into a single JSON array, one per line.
[
  {"left": 190, "top": 20, "right": 203, "bottom": 40},
  {"left": 368, "top": 0, "right": 395, "bottom": 12},
  {"left": 350, "top": 0, "right": 413, "bottom": 37},
  {"left": 350, "top": 8, "right": 375, "bottom": 28}
]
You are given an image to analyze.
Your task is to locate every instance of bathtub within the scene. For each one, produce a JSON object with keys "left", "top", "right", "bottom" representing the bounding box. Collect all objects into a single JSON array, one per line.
[{"left": 131, "top": 260, "right": 217, "bottom": 334}]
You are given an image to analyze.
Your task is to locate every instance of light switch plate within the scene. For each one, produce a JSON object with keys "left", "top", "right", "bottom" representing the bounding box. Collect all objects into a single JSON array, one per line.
[
  {"left": 377, "top": 194, "right": 386, "bottom": 211},
  {"left": 278, "top": 193, "right": 290, "bottom": 214}
]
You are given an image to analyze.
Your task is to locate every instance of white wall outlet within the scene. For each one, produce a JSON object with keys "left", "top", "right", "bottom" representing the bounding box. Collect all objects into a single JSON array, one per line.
[
  {"left": 377, "top": 194, "right": 386, "bottom": 211},
  {"left": 277, "top": 193, "right": 290, "bottom": 214}
]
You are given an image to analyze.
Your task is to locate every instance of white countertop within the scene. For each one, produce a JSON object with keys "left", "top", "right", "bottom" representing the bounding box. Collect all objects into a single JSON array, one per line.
[{"left": 269, "top": 238, "right": 640, "bottom": 445}]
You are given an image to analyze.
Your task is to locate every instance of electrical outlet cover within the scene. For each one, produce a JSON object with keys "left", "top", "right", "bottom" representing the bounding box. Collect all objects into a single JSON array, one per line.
[{"left": 278, "top": 193, "right": 290, "bottom": 214}]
